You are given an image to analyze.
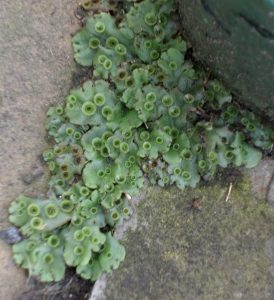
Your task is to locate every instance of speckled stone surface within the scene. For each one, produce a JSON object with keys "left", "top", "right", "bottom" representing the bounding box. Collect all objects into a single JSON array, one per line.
[
  {"left": 0, "top": 1, "right": 78, "bottom": 299},
  {"left": 91, "top": 161, "right": 274, "bottom": 300},
  {"left": 244, "top": 159, "right": 274, "bottom": 201}
]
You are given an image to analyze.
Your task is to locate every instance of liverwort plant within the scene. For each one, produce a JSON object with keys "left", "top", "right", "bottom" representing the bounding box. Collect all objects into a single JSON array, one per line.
[{"left": 9, "top": 0, "right": 274, "bottom": 282}]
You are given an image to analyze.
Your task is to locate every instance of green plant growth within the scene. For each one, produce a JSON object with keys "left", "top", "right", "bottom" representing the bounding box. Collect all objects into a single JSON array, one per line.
[{"left": 9, "top": 0, "right": 274, "bottom": 282}]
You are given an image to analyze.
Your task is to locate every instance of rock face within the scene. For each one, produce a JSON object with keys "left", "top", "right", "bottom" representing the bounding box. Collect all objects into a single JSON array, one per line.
[
  {"left": 0, "top": 1, "right": 78, "bottom": 299},
  {"left": 91, "top": 164, "right": 274, "bottom": 300},
  {"left": 177, "top": 0, "right": 274, "bottom": 121}
]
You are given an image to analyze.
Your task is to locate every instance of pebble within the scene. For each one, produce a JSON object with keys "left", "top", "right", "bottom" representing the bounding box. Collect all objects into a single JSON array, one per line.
[{"left": 0, "top": 227, "right": 22, "bottom": 244}]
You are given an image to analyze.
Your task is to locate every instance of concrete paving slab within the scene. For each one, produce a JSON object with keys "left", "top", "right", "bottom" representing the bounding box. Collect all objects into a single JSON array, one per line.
[
  {"left": 0, "top": 1, "right": 78, "bottom": 299},
  {"left": 91, "top": 163, "right": 274, "bottom": 300}
]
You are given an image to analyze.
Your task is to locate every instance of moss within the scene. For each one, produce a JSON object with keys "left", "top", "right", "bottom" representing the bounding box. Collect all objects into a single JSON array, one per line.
[
  {"left": 102, "top": 182, "right": 274, "bottom": 299},
  {"left": 236, "top": 176, "right": 251, "bottom": 194}
]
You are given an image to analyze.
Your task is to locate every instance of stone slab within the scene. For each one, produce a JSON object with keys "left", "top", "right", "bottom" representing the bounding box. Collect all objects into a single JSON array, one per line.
[
  {"left": 177, "top": 0, "right": 274, "bottom": 121},
  {"left": 91, "top": 162, "right": 274, "bottom": 300},
  {"left": 0, "top": 1, "right": 78, "bottom": 299}
]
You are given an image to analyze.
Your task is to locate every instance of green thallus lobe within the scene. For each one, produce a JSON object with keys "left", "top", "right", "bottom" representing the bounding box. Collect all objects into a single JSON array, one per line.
[{"left": 8, "top": 0, "right": 274, "bottom": 284}]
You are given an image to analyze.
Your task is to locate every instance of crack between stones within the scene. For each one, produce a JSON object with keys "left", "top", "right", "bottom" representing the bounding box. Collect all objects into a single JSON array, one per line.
[
  {"left": 238, "top": 12, "right": 274, "bottom": 40},
  {"left": 200, "top": 0, "right": 231, "bottom": 35}
]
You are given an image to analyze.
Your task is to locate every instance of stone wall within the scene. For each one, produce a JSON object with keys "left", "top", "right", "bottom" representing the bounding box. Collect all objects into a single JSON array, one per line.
[{"left": 178, "top": 0, "right": 274, "bottom": 121}]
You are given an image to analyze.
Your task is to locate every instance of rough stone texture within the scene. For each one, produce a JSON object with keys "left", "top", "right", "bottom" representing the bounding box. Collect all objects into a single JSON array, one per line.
[
  {"left": 177, "top": 0, "right": 274, "bottom": 121},
  {"left": 267, "top": 178, "right": 274, "bottom": 208},
  {"left": 0, "top": 1, "right": 78, "bottom": 299},
  {"left": 91, "top": 162, "right": 274, "bottom": 300},
  {"left": 243, "top": 159, "right": 274, "bottom": 201}
]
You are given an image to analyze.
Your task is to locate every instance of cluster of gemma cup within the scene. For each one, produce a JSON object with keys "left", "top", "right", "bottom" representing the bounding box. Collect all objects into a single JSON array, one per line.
[{"left": 9, "top": 0, "right": 274, "bottom": 282}]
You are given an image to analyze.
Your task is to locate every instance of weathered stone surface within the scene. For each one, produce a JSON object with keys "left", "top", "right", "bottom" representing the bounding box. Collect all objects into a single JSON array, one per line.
[
  {"left": 0, "top": 1, "right": 78, "bottom": 299},
  {"left": 177, "top": 0, "right": 274, "bottom": 121},
  {"left": 91, "top": 164, "right": 274, "bottom": 300},
  {"left": 243, "top": 159, "right": 274, "bottom": 201},
  {"left": 267, "top": 173, "right": 274, "bottom": 208}
]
